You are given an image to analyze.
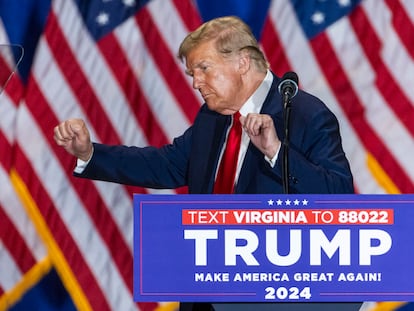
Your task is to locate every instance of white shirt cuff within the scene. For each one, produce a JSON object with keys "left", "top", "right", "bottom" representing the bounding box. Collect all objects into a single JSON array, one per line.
[
  {"left": 74, "top": 148, "right": 93, "bottom": 174},
  {"left": 264, "top": 145, "right": 281, "bottom": 168}
]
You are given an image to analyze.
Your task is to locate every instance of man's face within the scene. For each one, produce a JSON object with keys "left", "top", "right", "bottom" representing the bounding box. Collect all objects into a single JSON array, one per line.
[{"left": 185, "top": 40, "right": 243, "bottom": 115}]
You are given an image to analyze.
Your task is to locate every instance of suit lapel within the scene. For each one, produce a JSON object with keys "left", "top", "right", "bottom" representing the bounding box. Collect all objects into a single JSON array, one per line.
[
  {"left": 191, "top": 110, "right": 230, "bottom": 193},
  {"left": 236, "top": 74, "right": 283, "bottom": 193}
]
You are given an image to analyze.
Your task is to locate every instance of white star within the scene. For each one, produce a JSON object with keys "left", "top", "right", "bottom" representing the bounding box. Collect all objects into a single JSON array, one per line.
[
  {"left": 311, "top": 11, "right": 325, "bottom": 25},
  {"left": 302, "top": 199, "right": 309, "bottom": 206},
  {"left": 285, "top": 199, "right": 291, "bottom": 206},
  {"left": 294, "top": 199, "right": 300, "bottom": 206},
  {"left": 268, "top": 199, "right": 274, "bottom": 206},
  {"left": 338, "top": 0, "right": 351, "bottom": 7},
  {"left": 123, "top": 0, "right": 136, "bottom": 7},
  {"left": 277, "top": 199, "right": 283, "bottom": 206},
  {"left": 96, "top": 12, "right": 110, "bottom": 26}
]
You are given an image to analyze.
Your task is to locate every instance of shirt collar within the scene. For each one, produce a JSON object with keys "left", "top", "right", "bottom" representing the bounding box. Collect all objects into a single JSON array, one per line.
[{"left": 239, "top": 70, "right": 273, "bottom": 116}]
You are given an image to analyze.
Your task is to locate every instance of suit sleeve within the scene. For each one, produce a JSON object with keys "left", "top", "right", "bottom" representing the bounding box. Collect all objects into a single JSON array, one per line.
[
  {"left": 74, "top": 127, "right": 192, "bottom": 189},
  {"left": 274, "top": 103, "right": 354, "bottom": 194}
]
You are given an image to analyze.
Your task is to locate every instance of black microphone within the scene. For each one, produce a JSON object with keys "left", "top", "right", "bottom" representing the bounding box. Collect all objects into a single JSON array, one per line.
[{"left": 278, "top": 71, "right": 299, "bottom": 107}]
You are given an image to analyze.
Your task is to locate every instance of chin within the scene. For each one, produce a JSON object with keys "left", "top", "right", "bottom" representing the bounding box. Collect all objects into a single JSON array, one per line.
[
  {"left": 205, "top": 102, "right": 217, "bottom": 111},
  {"left": 206, "top": 102, "right": 229, "bottom": 115}
]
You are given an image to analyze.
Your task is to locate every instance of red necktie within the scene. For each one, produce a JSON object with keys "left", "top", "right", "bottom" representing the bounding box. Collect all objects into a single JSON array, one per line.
[{"left": 213, "top": 112, "right": 242, "bottom": 194}]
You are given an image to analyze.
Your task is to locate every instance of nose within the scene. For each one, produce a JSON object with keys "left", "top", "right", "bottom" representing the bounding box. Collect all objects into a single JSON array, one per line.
[{"left": 192, "top": 72, "right": 201, "bottom": 90}]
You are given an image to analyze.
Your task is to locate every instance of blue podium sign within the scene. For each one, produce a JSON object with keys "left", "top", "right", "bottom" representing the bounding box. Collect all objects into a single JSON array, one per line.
[{"left": 133, "top": 194, "right": 414, "bottom": 302}]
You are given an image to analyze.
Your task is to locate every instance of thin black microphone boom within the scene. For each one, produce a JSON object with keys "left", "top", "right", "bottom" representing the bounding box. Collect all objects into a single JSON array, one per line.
[
  {"left": 278, "top": 71, "right": 299, "bottom": 194},
  {"left": 0, "top": 44, "right": 24, "bottom": 95}
]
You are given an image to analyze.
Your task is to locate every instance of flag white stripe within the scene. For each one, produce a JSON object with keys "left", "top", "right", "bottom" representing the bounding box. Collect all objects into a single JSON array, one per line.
[
  {"left": 0, "top": 45, "right": 15, "bottom": 70},
  {"left": 0, "top": 19, "right": 9, "bottom": 44},
  {"left": 147, "top": 0, "right": 188, "bottom": 60},
  {"left": 32, "top": 40, "right": 85, "bottom": 121},
  {"left": 0, "top": 93, "right": 16, "bottom": 143},
  {"left": 0, "top": 240, "right": 22, "bottom": 291},
  {"left": 92, "top": 180, "right": 135, "bottom": 251},
  {"left": 0, "top": 168, "right": 46, "bottom": 261},
  {"left": 147, "top": 0, "right": 199, "bottom": 100}
]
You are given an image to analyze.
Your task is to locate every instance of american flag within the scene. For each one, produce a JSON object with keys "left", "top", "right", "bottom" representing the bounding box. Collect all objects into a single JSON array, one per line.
[{"left": 0, "top": 0, "right": 413, "bottom": 310}]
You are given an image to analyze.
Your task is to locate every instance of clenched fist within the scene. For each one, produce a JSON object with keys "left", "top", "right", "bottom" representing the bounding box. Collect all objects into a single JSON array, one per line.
[
  {"left": 240, "top": 113, "right": 281, "bottom": 159},
  {"left": 53, "top": 119, "right": 93, "bottom": 161}
]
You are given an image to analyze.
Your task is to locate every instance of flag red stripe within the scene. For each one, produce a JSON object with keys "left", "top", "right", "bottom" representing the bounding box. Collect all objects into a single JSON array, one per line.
[
  {"left": 0, "top": 56, "right": 23, "bottom": 105},
  {"left": 311, "top": 33, "right": 414, "bottom": 193},
  {"left": 25, "top": 79, "right": 135, "bottom": 293},
  {"left": 0, "top": 132, "right": 13, "bottom": 170},
  {"left": 0, "top": 207, "right": 37, "bottom": 273},
  {"left": 261, "top": 17, "right": 292, "bottom": 77},
  {"left": 349, "top": 6, "right": 414, "bottom": 138},
  {"left": 172, "top": 0, "right": 202, "bottom": 31},
  {"left": 385, "top": 0, "right": 414, "bottom": 60},
  {"left": 13, "top": 146, "right": 111, "bottom": 311},
  {"left": 98, "top": 33, "right": 169, "bottom": 147},
  {"left": 135, "top": 8, "right": 200, "bottom": 124},
  {"left": 45, "top": 12, "right": 122, "bottom": 145},
  {"left": 4, "top": 76, "right": 24, "bottom": 105},
  {"left": 0, "top": 55, "right": 12, "bottom": 91}
]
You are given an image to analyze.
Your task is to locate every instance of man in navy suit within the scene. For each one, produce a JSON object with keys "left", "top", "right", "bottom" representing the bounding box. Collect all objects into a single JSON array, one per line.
[{"left": 54, "top": 16, "right": 354, "bottom": 311}]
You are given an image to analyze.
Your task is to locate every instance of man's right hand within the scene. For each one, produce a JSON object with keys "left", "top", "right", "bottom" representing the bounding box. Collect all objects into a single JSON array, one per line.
[{"left": 53, "top": 119, "right": 93, "bottom": 162}]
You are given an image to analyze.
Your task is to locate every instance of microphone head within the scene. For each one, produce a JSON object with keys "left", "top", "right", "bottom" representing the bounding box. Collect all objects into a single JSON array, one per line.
[
  {"left": 281, "top": 71, "right": 298, "bottom": 84},
  {"left": 278, "top": 71, "right": 299, "bottom": 98}
]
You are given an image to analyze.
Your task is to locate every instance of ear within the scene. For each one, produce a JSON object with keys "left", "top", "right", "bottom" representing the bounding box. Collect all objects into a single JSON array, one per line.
[{"left": 238, "top": 50, "right": 251, "bottom": 74}]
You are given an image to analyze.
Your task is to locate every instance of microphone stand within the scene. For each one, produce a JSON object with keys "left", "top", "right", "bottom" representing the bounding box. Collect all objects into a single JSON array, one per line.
[
  {"left": 282, "top": 92, "right": 292, "bottom": 194},
  {"left": 278, "top": 71, "right": 298, "bottom": 195}
]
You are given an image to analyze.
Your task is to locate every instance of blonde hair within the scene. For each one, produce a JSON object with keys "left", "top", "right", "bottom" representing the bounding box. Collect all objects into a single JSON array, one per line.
[{"left": 178, "top": 16, "right": 269, "bottom": 72}]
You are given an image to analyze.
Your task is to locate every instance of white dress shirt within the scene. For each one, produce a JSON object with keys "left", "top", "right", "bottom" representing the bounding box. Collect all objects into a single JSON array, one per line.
[{"left": 217, "top": 70, "right": 278, "bottom": 185}]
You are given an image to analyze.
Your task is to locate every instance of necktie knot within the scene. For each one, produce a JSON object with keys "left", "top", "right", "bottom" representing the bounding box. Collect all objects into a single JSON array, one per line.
[{"left": 233, "top": 111, "right": 241, "bottom": 123}]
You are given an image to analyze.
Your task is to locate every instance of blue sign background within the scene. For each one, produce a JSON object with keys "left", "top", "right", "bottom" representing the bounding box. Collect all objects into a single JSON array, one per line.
[{"left": 133, "top": 194, "right": 414, "bottom": 302}]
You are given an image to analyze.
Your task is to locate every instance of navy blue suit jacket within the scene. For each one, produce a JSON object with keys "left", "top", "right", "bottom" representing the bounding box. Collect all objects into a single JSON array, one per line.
[{"left": 77, "top": 73, "right": 354, "bottom": 194}]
